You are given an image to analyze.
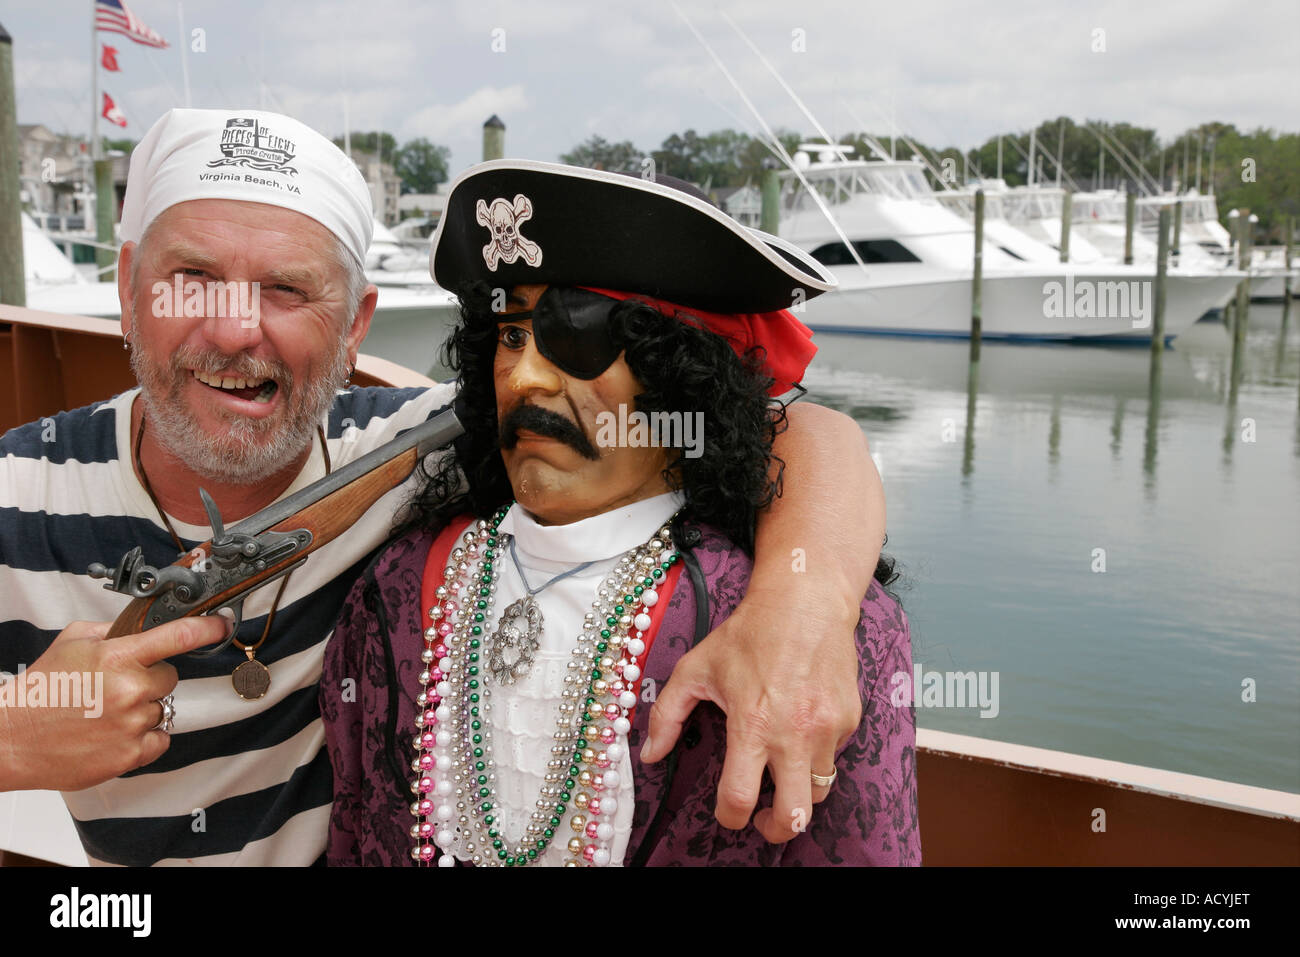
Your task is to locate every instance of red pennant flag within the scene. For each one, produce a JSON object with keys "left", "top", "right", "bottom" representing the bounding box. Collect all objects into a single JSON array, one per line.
[
  {"left": 101, "top": 44, "right": 121, "bottom": 72},
  {"left": 102, "top": 92, "right": 128, "bottom": 128}
]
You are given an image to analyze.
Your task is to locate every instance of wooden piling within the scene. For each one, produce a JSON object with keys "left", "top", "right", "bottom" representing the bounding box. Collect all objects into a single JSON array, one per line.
[
  {"left": 1172, "top": 199, "right": 1183, "bottom": 262},
  {"left": 1283, "top": 215, "right": 1293, "bottom": 330},
  {"left": 0, "top": 23, "right": 25, "bottom": 306},
  {"left": 1285, "top": 216, "right": 1294, "bottom": 291},
  {"left": 1152, "top": 206, "right": 1170, "bottom": 356},
  {"left": 1234, "top": 210, "right": 1252, "bottom": 344},
  {"left": 94, "top": 157, "right": 115, "bottom": 283},
  {"left": 1059, "top": 191, "right": 1072, "bottom": 263},
  {"left": 1124, "top": 191, "right": 1136, "bottom": 266},
  {"left": 971, "top": 188, "right": 984, "bottom": 361}
]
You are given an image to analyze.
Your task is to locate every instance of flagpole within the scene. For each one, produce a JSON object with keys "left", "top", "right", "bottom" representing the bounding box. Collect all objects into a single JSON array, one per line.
[
  {"left": 89, "top": 0, "right": 99, "bottom": 160},
  {"left": 177, "top": 1, "right": 191, "bottom": 107}
]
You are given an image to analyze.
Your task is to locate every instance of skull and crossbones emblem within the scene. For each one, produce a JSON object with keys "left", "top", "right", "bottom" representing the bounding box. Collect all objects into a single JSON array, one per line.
[{"left": 476, "top": 194, "right": 543, "bottom": 270}]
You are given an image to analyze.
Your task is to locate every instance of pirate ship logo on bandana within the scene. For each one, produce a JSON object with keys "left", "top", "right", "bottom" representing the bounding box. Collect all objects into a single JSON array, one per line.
[
  {"left": 206, "top": 118, "right": 299, "bottom": 175},
  {"left": 476, "top": 194, "right": 543, "bottom": 270}
]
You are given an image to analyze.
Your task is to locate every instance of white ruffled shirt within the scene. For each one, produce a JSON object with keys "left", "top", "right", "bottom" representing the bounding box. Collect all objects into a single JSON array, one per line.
[{"left": 479, "top": 491, "right": 683, "bottom": 866}]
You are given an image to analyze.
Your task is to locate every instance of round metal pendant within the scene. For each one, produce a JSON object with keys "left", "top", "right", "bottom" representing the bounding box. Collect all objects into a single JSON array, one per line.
[{"left": 232, "top": 659, "right": 271, "bottom": 700}]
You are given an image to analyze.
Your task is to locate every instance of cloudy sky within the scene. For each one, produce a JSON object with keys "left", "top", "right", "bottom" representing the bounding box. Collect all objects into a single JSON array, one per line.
[{"left": 8, "top": 0, "right": 1298, "bottom": 177}]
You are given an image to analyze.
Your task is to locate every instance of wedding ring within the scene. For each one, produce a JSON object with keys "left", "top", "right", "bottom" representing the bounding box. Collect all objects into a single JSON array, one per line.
[
  {"left": 154, "top": 694, "right": 176, "bottom": 734},
  {"left": 810, "top": 768, "right": 837, "bottom": 788}
]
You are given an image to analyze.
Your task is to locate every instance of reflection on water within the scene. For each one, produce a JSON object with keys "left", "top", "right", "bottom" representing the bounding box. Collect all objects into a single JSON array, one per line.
[
  {"left": 803, "top": 304, "right": 1300, "bottom": 793},
  {"left": 362, "top": 299, "right": 1300, "bottom": 793}
]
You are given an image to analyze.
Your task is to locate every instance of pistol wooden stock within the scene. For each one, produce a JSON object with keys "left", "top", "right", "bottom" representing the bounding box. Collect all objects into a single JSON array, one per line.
[
  {"left": 105, "top": 448, "right": 418, "bottom": 638},
  {"left": 102, "top": 406, "right": 464, "bottom": 639}
]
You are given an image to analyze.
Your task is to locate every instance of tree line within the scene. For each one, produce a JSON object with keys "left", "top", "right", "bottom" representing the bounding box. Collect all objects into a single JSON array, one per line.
[
  {"left": 328, "top": 132, "right": 450, "bottom": 195},
  {"left": 560, "top": 118, "right": 1299, "bottom": 241}
]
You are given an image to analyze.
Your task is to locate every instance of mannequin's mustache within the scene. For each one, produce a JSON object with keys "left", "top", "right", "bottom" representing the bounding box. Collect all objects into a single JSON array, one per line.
[{"left": 499, "top": 404, "right": 599, "bottom": 461}]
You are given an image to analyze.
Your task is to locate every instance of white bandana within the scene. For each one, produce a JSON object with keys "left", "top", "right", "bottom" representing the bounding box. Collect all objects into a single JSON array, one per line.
[{"left": 119, "top": 108, "right": 373, "bottom": 267}]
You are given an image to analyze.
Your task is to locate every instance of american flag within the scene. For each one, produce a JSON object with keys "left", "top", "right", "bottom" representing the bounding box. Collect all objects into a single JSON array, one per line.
[{"left": 94, "top": 0, "right": 169, "bottom": 49}]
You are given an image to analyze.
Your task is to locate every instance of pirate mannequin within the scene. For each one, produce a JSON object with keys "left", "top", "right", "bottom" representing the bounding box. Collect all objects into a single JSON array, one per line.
[{"left": 320, "top": 161, "right": 920, "bottom": 866}]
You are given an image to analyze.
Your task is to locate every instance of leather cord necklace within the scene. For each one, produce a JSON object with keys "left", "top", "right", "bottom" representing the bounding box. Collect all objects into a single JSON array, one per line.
[{"left": 133, "top": 414, "right": 332, "bottom": 699}]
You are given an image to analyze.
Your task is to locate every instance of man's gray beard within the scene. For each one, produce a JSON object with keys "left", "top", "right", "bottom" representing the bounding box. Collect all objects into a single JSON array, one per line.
[{"left": 130, "top": 340, "right": 349, "bottom": 485}]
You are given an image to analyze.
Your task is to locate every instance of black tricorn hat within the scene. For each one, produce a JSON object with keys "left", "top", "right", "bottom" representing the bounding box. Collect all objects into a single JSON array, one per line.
[{"left": 429, "top": 159, "right": 835, "bottom": 314}]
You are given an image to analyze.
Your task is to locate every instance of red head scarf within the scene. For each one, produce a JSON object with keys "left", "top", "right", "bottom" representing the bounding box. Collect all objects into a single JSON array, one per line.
[{"left": 577, "top": 286, "right": 817, "bottom": 398}]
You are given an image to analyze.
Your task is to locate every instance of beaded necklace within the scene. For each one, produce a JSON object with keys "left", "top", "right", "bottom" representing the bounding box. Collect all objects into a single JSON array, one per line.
[{"left": 410, "top": 506, "right": 679, "bottom": 867}]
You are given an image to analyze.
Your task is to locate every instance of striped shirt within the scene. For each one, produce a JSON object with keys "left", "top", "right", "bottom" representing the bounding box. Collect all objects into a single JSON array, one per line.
[{"left": 0, "top": 384, "right": 454, "bottom": 865}]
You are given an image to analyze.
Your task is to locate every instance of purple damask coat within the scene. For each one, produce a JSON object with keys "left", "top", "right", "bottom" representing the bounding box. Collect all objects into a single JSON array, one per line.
[{"left": 320, "top": 520, "right": 921, "bottom": 866}]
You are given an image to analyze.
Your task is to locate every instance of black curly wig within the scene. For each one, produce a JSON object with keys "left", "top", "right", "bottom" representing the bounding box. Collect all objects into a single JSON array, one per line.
[{"left": 400, "top": 280, "right": 898, "bottom": 588}]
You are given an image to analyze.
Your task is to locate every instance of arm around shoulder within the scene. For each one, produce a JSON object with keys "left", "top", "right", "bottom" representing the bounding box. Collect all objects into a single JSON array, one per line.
[{"left": 756, "top": 400, "right": 884, "bottom": 614}]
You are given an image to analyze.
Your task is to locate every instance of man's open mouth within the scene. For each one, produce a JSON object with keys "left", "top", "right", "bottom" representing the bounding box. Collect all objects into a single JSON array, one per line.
[{"left": 193, "top": 369, "right": 278, "bottom": 403}]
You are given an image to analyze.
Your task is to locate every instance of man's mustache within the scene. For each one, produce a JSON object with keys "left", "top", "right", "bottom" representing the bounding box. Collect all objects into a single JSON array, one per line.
[
  {"left": 172, "top": 345, "right": 290, "bottom": 391},
  {"left": 499, "top": 403, "right": 599, "bottom": 461}
]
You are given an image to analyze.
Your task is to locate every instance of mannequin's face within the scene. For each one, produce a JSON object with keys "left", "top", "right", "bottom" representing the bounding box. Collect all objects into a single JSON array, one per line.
[{"left": 495, "top": 285, "right": 671, "bottom": 525}]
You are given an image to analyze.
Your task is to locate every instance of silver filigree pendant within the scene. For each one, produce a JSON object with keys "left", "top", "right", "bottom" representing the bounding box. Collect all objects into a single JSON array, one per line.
[{"left": 487, "top": 595, "right": 543, "bottom": 684}]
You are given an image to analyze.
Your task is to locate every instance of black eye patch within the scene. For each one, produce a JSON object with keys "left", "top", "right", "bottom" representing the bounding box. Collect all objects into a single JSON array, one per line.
[{"left": 510, "top": 286, "right": 623, "bottom": 379}]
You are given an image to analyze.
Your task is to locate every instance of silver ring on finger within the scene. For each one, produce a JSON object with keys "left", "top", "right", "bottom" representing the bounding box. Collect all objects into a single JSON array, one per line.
[
  {"left": 154, "top": 694, "right": 176, "bottom": 734},
  {"left": 810, "top": 768, "right": 837, "bottom": 788}
]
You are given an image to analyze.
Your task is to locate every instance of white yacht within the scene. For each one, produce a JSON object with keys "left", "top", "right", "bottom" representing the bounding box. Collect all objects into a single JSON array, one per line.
[
  {"left": 22, "top": 211, "right": 122, "bottom": 317},
  {"left": 779, "top": 151, "right": 1242, "bottom": 342},
  {"left": 1244, "top": 246, "right": 1298, "bottom": 301},
  {"left": 1076, "top": 190, "right": 1292, "bottom": 300},
  {"left": 365, "top": 217, "right": 443, "bottom": 287}
]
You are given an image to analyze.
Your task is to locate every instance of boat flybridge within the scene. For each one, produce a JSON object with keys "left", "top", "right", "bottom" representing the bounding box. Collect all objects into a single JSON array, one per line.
[
  {"left": 779, "top": 147, "right": 1243, "bottom": 342},
  {"left": 1080, "top": 190, "right": 1292, "bottom": 300},
  {"left": 945, "top": 184, "right": 1299, "bottom": 304},
  {"left": 1061, "top": 189, "right": 1226, "bottom": 272},
  {"left": 934, "top": 182, "right": 1108, "bottom": 266},
  {"left": 1136, "top": 192, "right": 1233, "bottom": 262}
]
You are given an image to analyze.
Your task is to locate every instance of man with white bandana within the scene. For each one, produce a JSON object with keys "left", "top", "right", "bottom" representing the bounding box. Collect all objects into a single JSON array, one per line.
[{"left": 0, "top": 110, "right": 888, "bottom": 866}]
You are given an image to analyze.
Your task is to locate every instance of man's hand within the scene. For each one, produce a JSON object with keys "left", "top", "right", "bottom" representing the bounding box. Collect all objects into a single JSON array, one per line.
[
  {"left": 641, "top": 585, "right": 862, "bottom": 841},
  {"left": 0, "top": 616, "right": 228, "bottom": 792},
  {"left": 642, "top": 401, "right": 882, "bottom": 841}
]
